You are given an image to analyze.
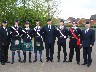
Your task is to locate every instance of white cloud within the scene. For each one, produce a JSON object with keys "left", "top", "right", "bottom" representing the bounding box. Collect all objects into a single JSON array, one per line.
[{"left": 57, "top": 0, "right": 96, "bottom": 19}]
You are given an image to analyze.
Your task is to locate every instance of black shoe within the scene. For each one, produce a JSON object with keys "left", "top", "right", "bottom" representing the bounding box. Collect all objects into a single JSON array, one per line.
[
  {"left": 6, "top": 61, "right": 10, "bottom": 63},
  {"left": 77, "top": 62, "right": 80, "bottom": 65},
  {"left": 50, "top": 60, "right": 54, "bottom": 62},
  {"left": 67, "top": 60, "right": 72, "bottom": 62},
  {"left": 21, "top": 60, "right": 26, "bottom": 63},
  {"left": 1, "top": 62, "right": 5, "bottom": 65},
  {"left": 11, "top": 61, "right": 14, "bottom": 64},
  {"left": 40, "top": 59, "right": 43, "bottom": 62},
  {"left": 29, "top": 60, "right": 32, "bottom": 63},
  {"left": 82, "top": 63, "right": 87, "bottom": 65},
  {"left": 63, "top": 60, "right": 67, "bottom": 62},
  {"left": 58, "top": 59, "right": 60, "bottom": 62},
  {"left": 46, "top": 59, "right": 49, "bottom": 62},
  {"left": 18, "top": 59, "right": 21, "bottom": 62},
  {"left": 33, "top": 59, "right": 37, "bottom": 62},
  {"left": 87, "top": 64, "right": 91, "bottom": 67}
]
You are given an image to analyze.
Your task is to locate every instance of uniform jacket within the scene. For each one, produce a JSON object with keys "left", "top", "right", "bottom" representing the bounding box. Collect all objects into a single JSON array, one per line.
[{"left": 82, "top": 29, "right": 95, "bottom": 47}]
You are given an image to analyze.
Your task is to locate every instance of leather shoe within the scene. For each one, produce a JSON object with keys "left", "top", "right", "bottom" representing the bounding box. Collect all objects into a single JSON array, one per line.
[
  {"left": 77, "top": 62, "right": 80, "bottom": 65},
  {"left": 67, "top": 60, "right": 72, "bottom": 62},
  {"left": 40, "top": 59, "right": 43, "bottom": 62},
  {"left": 1, "top": 62, "right": 5, "bottom": 65},
  {"left": 33, "top": 59, "right": 37, "bottom": 62},
  {"left": 87, "top": 64, "right": 91, "bottom": 67},
  {"left": 82, "top": 63, "right": 87, "bottom": 65},
  {"left": 58, "top": 59, "right": 60, "bottom": 62},
  {"left": 6, "top": 61, "right": 10, "bottom": 63},
  {"left": 46, "top": 59, "right": 49, "bottom": 62}
]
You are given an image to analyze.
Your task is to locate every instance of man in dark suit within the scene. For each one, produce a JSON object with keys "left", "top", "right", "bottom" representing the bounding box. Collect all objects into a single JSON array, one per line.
[
  {"left": 43, "top": 19, "right": 56, "bottom": 62},
  {"left": 0, "top": 20, "right": 10, "bottom": 65},
  {"left": 68, "top": 20, "right": 82, "bottom": 65},
  {"left": 56, "top": 19, "right": 68, "bottom": 62},
  {"left": 81, "top": 22, "right": 95, "bottom": 67}
]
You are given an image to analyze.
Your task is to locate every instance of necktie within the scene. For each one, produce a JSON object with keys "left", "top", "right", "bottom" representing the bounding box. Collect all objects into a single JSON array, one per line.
[
  {"left": 50, "top": 25, "right": 51, "bottom": 29},
  {"left": 85, "top": 29, "right": 87, "bottom": 33}
]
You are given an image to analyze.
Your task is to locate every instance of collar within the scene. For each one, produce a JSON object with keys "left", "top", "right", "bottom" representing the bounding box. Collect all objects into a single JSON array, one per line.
[
  {"left": 14, "top": 25, "right": 18, "bottom": 27},
  {"left": 25, "top": 27, "right": 30, "bottom": 30},
  {"left": 72, "top": 27, "right": 78, "bottom": 29},
  {"left": 3, "top": 26, "right": 6, "bottom": 29},
  {"left": 36, "top": 26, "right": 40, "bottom": 29},
  {"left": 62, "top": 26, "right": 64, "bottom": 28},
  {"left": 86, "top": 28, "right": 89, "bottom": 31},
  {"left": 48, "top": 25, "right": 51, "bottom": 26}
]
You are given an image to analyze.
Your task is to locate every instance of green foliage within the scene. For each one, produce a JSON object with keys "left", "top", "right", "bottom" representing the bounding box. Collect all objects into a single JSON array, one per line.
[{"left": 0, "top": 0, "right": 60, "bottom": 28}]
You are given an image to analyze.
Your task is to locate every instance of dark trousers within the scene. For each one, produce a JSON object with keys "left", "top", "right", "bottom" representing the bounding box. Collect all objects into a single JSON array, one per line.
[
  {"left": 45, "top": 43, "right": 54, "bottom": 61},
  {"left": 69, "top": 44, "right": 80, "bottom": 62},
  {"left": 23, "top": 51, "right": 31, "bottom": 61},
  {"left": 34, "top": 50, "right": 42, "bottom": 60},
  {"left": 83, "top": 47, "right": 92, "bottom": 64},
  {"left": 58, "top": 42, "right": 67, "bottom": 60},
  {"left": 0, "top": 45, "right": 9, "bottom": 63}
]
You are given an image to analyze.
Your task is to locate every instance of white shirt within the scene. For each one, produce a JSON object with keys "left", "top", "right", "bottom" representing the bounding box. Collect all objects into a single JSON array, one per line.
[
  {"left": 3, "top": 26, "right": 6, "bottom": 29},
  {"left": 25, "top": 27, "right": 30, "bottom": 30},
  {"left": 59, "top": 26, "right": 62, "bottom": 29},
  {"left": 72, "top": 27, "right": 78, "bottom": 29},
  {"left": 14, "top": 25, "right": 18, "bottom": 28},
  {"left": 48, "top": 25, "right": 51, "bottom": 29},
  {"left": 3, "top": 26, "right": 8, "bottom": 35},
  {"left": 60, "top": 26, "right": 64, "bottom": 29},
  {"left": 85, "top": 28, "right": 89, "bottom": 33},
  {"left": 36, "top": 26, "right": 40, "bottom": 29}
]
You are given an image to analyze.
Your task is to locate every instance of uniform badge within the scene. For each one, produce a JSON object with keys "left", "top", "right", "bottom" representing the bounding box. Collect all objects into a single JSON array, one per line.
[
  {"left": 15, "top": 40, "right": 19, "bottom": 45},
  {"left": 26, "top": 43, "right": 30, "bottom": 48},
  {"left": 49, "top": 30, "right": 50, "bottom": 31}
]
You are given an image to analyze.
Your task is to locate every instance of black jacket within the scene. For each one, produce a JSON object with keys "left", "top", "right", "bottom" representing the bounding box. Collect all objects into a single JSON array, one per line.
[
  {"left": 0, "top": 27, "right": 10, "bottom": 47},
  {"left": 82, "top": 29, "right": 95, "bottom": 47}
]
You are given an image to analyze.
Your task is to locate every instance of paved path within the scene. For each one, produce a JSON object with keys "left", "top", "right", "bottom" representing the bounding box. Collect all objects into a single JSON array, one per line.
[{"left": 0, "top": 39, "right": 96, "bottom": 72}]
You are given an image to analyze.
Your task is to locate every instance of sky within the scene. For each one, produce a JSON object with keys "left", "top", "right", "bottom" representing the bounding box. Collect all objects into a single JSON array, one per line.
[{"left": 58, "top": 0, "right": 96, "bottom": 19}]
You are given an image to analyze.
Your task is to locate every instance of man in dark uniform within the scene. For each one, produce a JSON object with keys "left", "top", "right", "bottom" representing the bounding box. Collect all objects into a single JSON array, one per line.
[
  {"left": 10, "top": 19, "right": 22, "bottom": 64},
  {"left": 33, "top": 19, "right": 44, "bottom": 62},
  {"left": 0, "top": 20, "right": 10, "bottom": 65},
  {"left": 43, "top": 19, "right": 56, "bottom": 62},
  {"left": 81, "top": 22, "right": 95, "bottom": 67},
  {"left": 21, "top": 21, "right": 33, "bottom": 63},
  {"left": 56, "top": 19, "right": 68, "bottom": 62},
  {"left": 68, "top": 20, "right": 82, "bottom": 65}
]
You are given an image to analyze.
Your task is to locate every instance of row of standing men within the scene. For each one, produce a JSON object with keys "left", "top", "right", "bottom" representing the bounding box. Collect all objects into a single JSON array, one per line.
[{"left": 0, "top": 19, "right": 95, "bottom": 67}]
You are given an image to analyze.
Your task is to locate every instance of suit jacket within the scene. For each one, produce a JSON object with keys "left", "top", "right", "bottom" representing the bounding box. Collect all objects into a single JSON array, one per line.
[
  {"left": 0, "top": 27, "right": 10, "bottom": 47},
  {"left": 56, "top": 26, "right": 68, "bottom": 44},
  {"left": 43, "top": 25, "right": 56, "bottom": 44},
  {"left": 82, "top": 29, "right": 95, "bottom": 47}
]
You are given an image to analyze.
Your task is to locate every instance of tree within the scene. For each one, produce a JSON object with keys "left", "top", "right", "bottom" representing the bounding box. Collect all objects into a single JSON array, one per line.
[
  {"left": 0, "top": 0, "right": 61, "bottom": 27},
  {"left": 44, "top": 0, "right": 61, "bottom": 18}
]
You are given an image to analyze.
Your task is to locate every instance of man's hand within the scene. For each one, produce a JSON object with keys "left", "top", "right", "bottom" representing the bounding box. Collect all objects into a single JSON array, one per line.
[{"left": 79, "top": 44, "right": 83, "bottom": 49}]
